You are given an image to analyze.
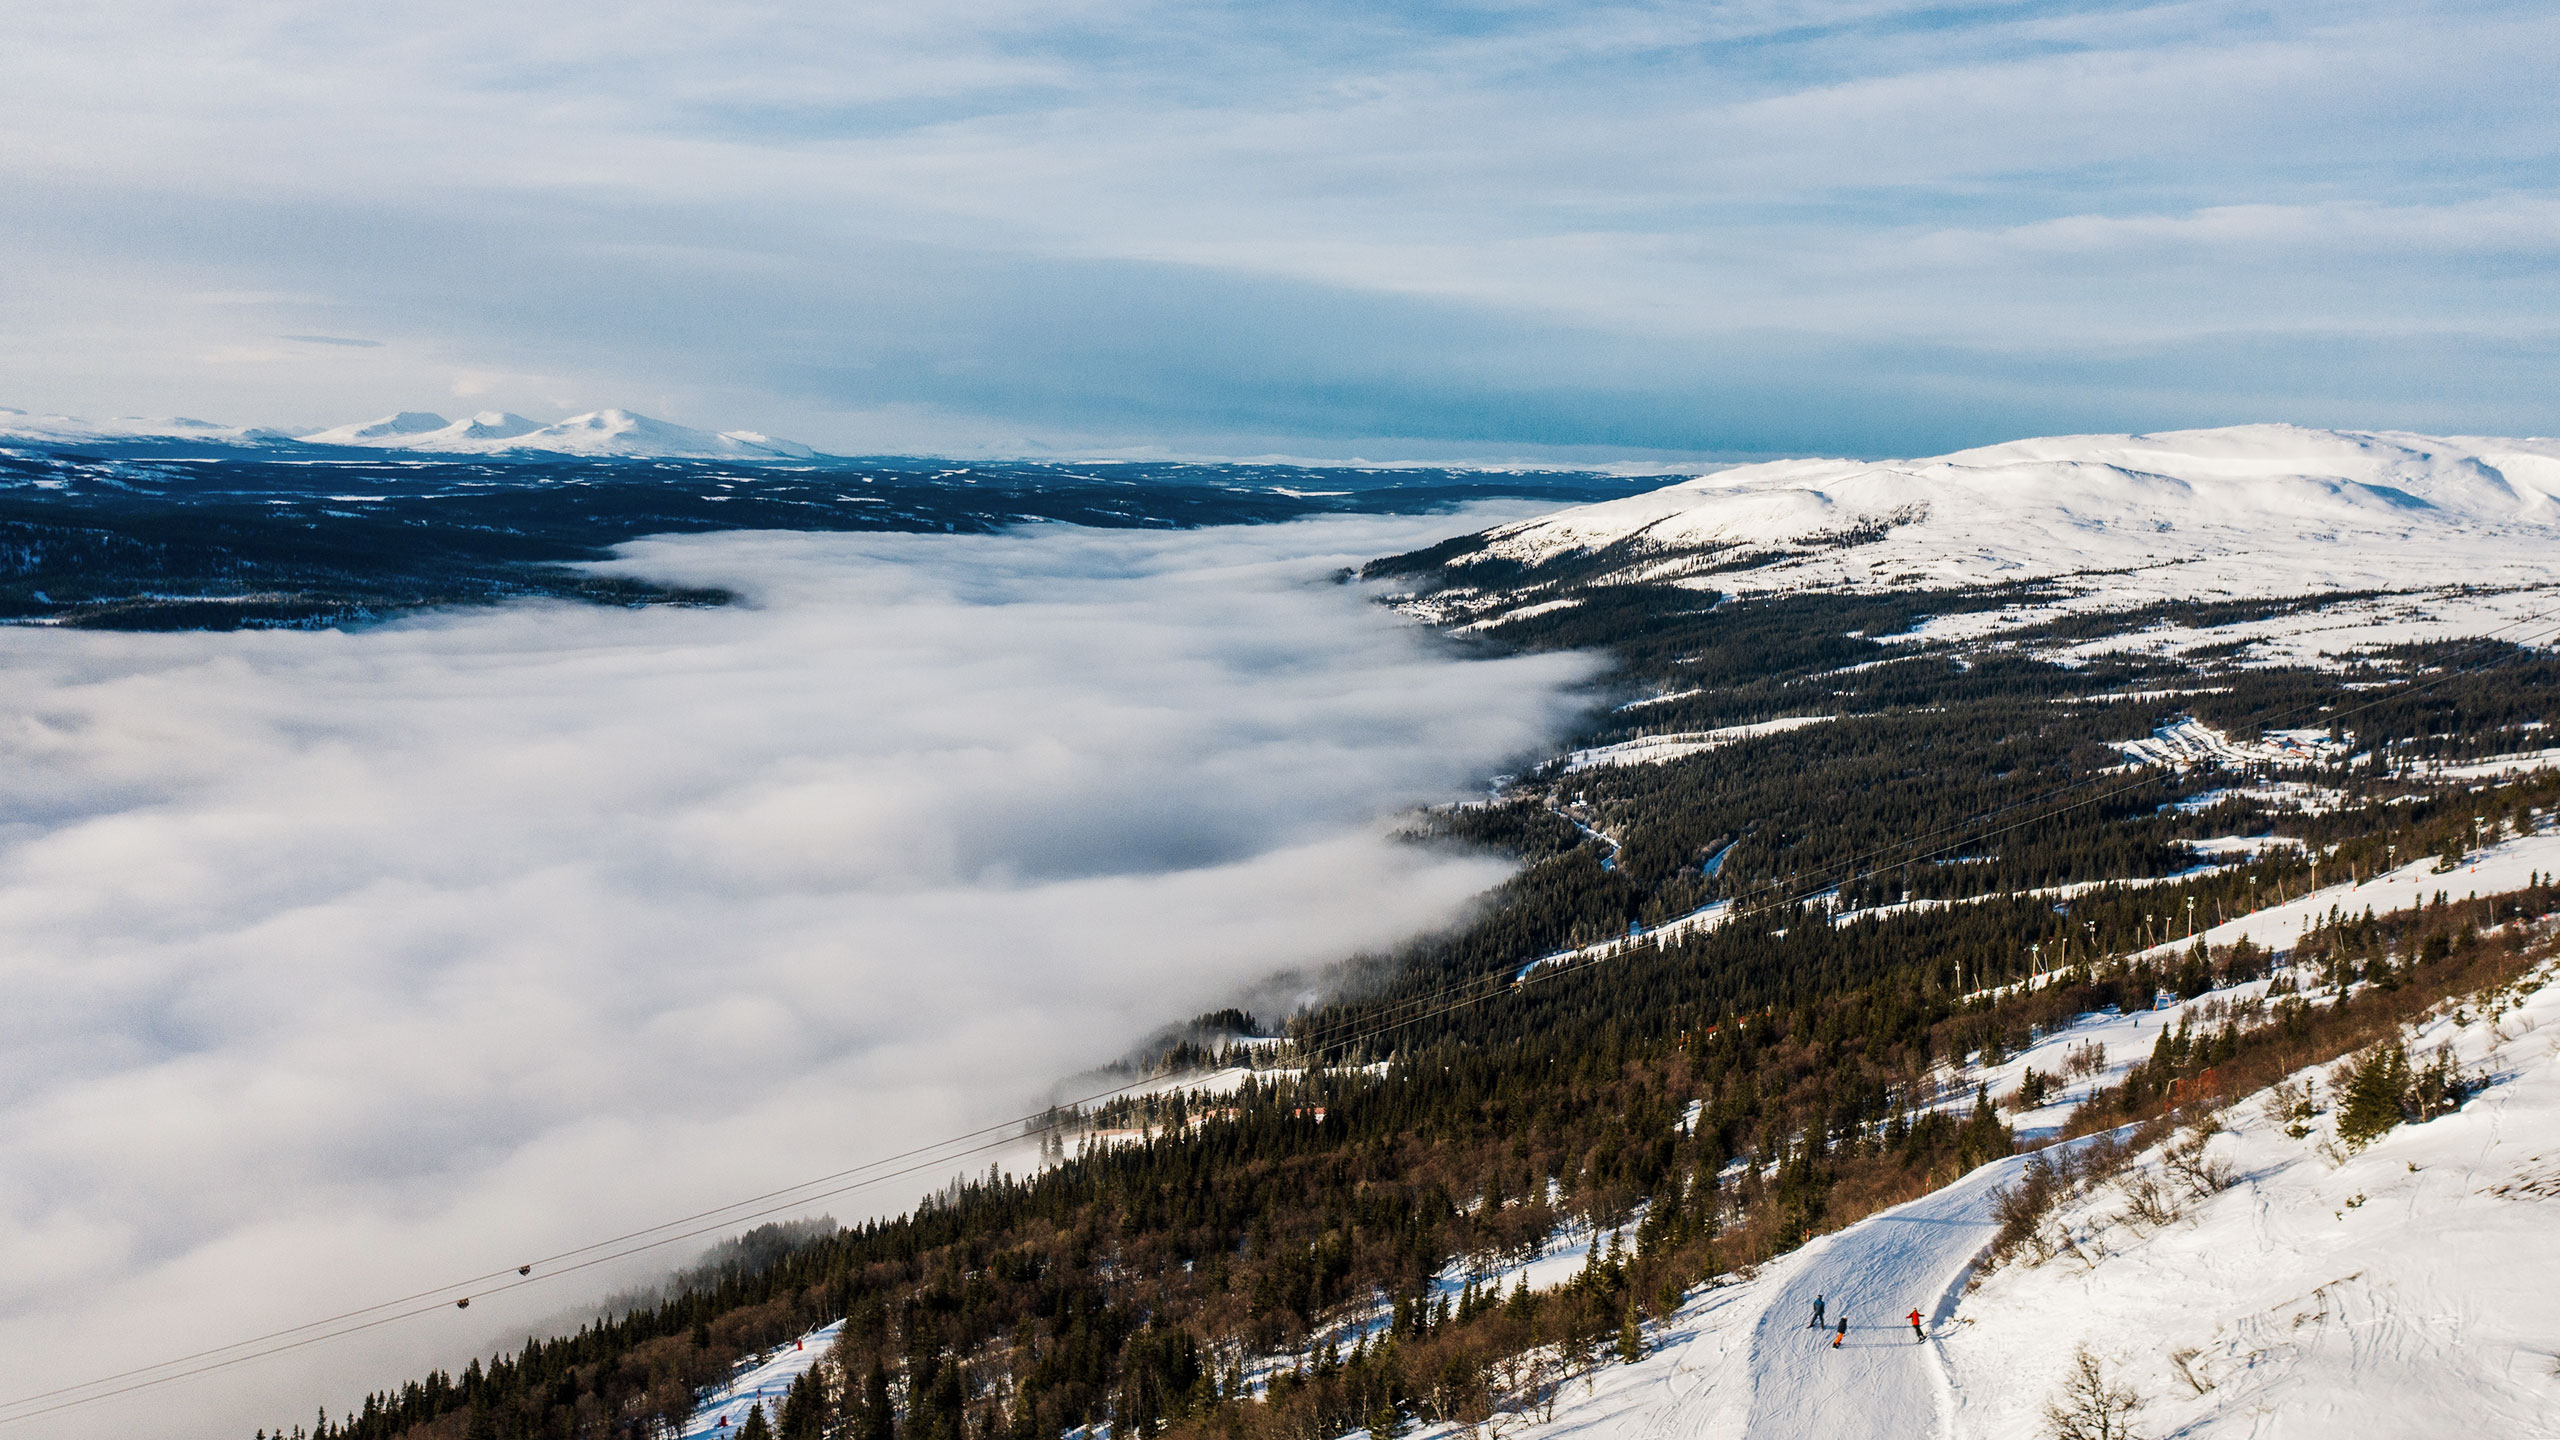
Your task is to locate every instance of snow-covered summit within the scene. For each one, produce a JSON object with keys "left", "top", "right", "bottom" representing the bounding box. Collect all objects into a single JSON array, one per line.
[
  {"left": 297, "top": 410, "right": 468, "bottom": 444},
  {"left": 0, "top": 403, "right": 819, "bottom": 460},
  {"left": 0, "top": 407, "right": 298, "bottom": 447},
  {"left": 297, "top": 407, "right": 815, "bottom": 459},
  {"left": 1462, "top": 425, "right": 2560, "bottom": 595}
]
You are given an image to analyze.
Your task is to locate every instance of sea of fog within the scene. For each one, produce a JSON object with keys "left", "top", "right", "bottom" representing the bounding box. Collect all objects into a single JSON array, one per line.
[{"left": 0, "top": 507, "right": 1602, "bottom": 1438}]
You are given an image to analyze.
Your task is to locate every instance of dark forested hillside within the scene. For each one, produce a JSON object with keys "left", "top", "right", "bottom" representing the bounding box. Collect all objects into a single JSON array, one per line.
[
  {"left": 263, "top": 539, "right": 2560, "bottom": 1440},
  {"left": 0, "top": 451, "right": 1639, "bottom": 630}
]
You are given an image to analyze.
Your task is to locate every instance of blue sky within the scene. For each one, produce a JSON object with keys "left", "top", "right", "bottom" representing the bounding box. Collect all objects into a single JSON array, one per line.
[{"left": 4, "top": 0, "right": 2556, "bottom": 458}]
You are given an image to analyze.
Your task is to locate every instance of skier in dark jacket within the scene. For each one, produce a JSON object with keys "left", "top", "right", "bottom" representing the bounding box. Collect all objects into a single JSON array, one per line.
[
  {"left": 1808, "top": 1293, "right": 1825, "bottom": 1330},
  {"left": 1907, "top": 1309, "right": 1924, "bottom": 1344},
  {"left": 1832, "top": 1315, "right": 1846, "bottom": 1348}
]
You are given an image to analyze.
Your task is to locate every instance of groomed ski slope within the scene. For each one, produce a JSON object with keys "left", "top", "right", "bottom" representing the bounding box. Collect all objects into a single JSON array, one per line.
[
  {"left": 678, "top": 1319, "right": 841, "bottom": 1439},
  {"left": 1437, "top": 1153, "right": 2045, "bottom": 1440},
  {"left": 1698, "top": 1152, "right": 2032, "bottom": 1440}
]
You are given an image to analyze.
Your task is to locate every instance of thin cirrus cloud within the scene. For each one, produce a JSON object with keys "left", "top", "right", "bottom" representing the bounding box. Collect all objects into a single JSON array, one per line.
[
  {"left": 0, "top": 508, "right": 1602, "bottom": 1438},
  {"left": 1, "top": 0, "right": 2556, "bottom": 454}
]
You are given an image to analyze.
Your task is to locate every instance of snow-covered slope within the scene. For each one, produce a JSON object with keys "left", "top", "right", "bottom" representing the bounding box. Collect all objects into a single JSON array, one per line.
[
  {"left": 1439, "top": 825, "right": 2560, "bottom": 1440},
  {"left": 1941, "top": 958, "right": 2560, "bottom": 1439},
  {"left": 1474, "top": 951, "right": 2560, "bottom": 1440},
  {"left": 1386, "top": 425, "right": 2560, "bottom": 668},
  {"left": 298, "top": 407, "right": 816, "bottom": 459}
]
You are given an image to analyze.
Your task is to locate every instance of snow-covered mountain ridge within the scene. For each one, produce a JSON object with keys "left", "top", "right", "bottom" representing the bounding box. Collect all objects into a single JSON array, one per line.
[
  {"left": 1472, "top": 425, "right": 2560, "bottom": 584},
  {"left": 298, "top": 408, "right": 814, "bottom": 458},
  {"left": 1390, "top": 424, "right": 2556, "bottom": 608},
  {"left": 1380, "top": 425, "right": 2560, "bottom": 669},
  {"left": 0, "top": 405, "right": 814, "bottom": 459}
]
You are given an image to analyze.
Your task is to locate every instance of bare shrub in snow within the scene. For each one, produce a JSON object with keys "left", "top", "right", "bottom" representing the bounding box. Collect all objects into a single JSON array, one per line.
[
  {"left": 2163, "top": 1120, "right": 2235, "bottom": 1198},
  {"left": 2114, "top": 1174, "right": 2181, "bottom": 1231},
  {"left": 2409, "top": 1041, "right": 2482, "bottom": 1121},
  {"left": 2072, "top": 1128, "right": 2139, "bottom": 1187},
  {"left": 2043, "top": 1346, "right": 2148, "bottom": 1440},
  {"left": 2266, "top": 1076, "right": 2319, "bottom": 1139},
  {"left": 1987, "top": 1153, "right": 2063, "bottom": 1268},
  {"left": 2026, "top": 1215, "right": 2081, "bottom": 1267},
  {"left": 2062, "top": 1040, "right": 2109, "bottom": 1082},
  {"left": 1492, "top": 1348, "right": 1563, "bottom": 1424}
]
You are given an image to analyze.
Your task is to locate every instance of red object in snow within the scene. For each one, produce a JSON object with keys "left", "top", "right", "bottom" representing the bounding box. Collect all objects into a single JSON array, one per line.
[{"left": 796, "top": 1340, "right": 804, "bottom": 1350}]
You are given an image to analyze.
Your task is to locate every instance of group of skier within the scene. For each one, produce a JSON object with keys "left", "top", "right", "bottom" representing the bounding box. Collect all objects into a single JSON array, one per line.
[{"left": 1806, "top": 1292, "right": 1927, "bottom": 1347}]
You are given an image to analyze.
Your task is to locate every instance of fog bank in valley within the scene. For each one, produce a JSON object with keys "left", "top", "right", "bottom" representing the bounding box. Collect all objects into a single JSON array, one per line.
[{"left": 0, "top": 508, "right": 1600, "bottom": 1437}]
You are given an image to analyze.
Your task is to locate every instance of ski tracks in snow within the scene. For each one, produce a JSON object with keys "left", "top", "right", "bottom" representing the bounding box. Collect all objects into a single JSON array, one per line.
[
  {"left": 1642, "top": 1153, "right": 2037, "bottom": 1440},
  {"left": 1735, "top": 1158, "right": 2020, "bottom": 1440}
]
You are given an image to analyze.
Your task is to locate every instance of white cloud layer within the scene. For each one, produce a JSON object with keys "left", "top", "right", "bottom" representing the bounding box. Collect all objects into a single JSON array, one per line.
[{"left": 0, "top": 508, "right": 1600, "bottom": 1436}]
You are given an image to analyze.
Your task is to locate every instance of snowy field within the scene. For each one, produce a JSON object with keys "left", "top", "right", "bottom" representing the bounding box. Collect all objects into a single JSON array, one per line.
[{"left": 1562, "top": 717, "right": 1834, "bottom": 772}]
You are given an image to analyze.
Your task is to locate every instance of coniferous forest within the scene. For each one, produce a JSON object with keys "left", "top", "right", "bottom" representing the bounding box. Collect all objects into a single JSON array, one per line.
[{"left": 264, "top": 545, "right": 2560, "bottom": 1440}]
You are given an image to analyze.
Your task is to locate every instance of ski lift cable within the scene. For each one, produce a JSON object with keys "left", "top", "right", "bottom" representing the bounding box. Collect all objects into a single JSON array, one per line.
[
  {"left": 9, "top": 597, "right": 2559, "bottom": 1425},
  {"left": 0, "top": 1123, "right": 1056, "bottom": 1428},
  {"left": 0, "top": 1063, "right": 1219, "bottom": 1419},
  {"left": 6, "top": 998, "right": 1441, "bottom": 1430}
]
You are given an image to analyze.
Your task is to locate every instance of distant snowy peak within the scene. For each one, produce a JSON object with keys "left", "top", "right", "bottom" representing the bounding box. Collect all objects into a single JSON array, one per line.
[
  {"left": 0, "top": 404, "right": 818, "bottom": 460},
  {"left": 299, "top": 407, "right": 814, "bottom": 459},
  {"left": 1454, "top": 425, "right": 2560, "bottom": 596},
  {"left": 299, "top": 410, "right": 466, "bottom": 443},
  {"left": 0, "top": 407, "right": 298, "bottom": 447},
  {"left": 510, "top": 409, "right": 815, "bottom": 460}
]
